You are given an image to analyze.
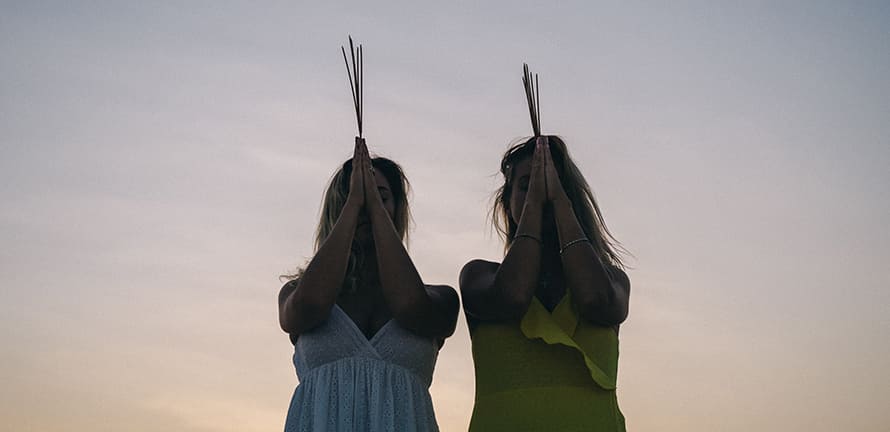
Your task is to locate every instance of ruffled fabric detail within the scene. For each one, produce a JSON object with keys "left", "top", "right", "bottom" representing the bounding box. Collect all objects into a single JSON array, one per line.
[{"left": 520, "top": 291, "right": 617, "bottom": 390}]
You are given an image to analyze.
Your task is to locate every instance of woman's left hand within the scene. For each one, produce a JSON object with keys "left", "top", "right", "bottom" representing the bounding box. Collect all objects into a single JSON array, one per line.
[
  {"left": 542, "top": 138, "right": 570, "bottom": 204},
  {"left": 359, "top": 140, "right": 386, "bottom": 213}
]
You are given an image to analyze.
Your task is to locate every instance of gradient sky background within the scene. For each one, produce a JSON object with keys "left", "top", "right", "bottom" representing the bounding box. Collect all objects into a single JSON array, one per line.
[{"left": 2, "top": 1, "right": 889, "bottom": 431}]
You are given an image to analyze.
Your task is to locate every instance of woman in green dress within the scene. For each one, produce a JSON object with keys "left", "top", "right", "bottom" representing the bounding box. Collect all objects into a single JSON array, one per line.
[{"left": 460, "top": 134, "right": 630, "bottom": 431}]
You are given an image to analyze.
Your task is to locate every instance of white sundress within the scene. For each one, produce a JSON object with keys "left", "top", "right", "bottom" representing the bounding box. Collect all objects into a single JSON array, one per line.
[{"left": 284, "top": 305, "right": 440, "bottom": 432}]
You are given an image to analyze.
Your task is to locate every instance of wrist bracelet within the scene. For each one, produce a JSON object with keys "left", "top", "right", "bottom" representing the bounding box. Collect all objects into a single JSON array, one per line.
[
  {"left": 559, "top": 237, "right": 590, "bottom": 255},
  {"left": 513, "top": 233, "right": 542, "bottom": 246}
]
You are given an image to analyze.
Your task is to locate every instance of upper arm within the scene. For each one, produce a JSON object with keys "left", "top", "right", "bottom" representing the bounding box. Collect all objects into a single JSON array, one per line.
[
  {"left": 278, "top": 280, "right": 298, "bottom": 332},
  {"left": 277, "top": 278, "right": 333, "bottom": 336},
  {"left": 426, "top": 284, "right": 461, "bottom": 338},
  {"left": 610, "top": 266, "right": 630, "bottom": 321}
]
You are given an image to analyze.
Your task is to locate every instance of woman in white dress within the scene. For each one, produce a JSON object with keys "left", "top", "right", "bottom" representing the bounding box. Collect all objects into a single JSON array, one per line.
[{"left": 278, "top": 138, "right": 459, "bottom": 432}]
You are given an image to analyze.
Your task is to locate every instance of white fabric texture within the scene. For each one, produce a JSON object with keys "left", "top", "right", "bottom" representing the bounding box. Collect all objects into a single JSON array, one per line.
[{"left": 284, "top": 305, "right": 440, "bottom": 432}]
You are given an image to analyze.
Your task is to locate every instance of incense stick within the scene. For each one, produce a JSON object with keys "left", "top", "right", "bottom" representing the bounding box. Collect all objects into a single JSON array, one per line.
[
  {"left": 522, "top": 63, "right": 541, "bottom": 136},
  {"left": 341, "top": 36, "right": 363, "bottom": 138}
]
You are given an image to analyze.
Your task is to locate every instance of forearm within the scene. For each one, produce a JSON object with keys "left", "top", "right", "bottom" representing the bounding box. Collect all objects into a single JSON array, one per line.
[
  {"left": 490, "top": 203, "right": 544, "bottom": 317},
  {"left": 369, "top": 208, "right": 427, "bottom": 307},
  {"left": 552, "top": 199, "right": 616, "bottom": 308},
  {"left": 281, "top": 202, "right": 361, "bottom": 329},
  {"left": 367, "top": 204, "right": 456, "bottom": 335}
]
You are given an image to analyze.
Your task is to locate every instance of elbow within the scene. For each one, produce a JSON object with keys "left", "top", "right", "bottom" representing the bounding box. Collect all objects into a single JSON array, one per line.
[
  {"left": 578, "top": 270, "right": 630, "bottom": 327},
  {"left": 279, "top": 289, "right": 332, "bottom": 335},
  {"left": 389, "top": 301, "right": 456, "bottom": 339},
  {"left": 498, "top": 291, "right": 534, "bottom": 321},
  {"left": 579, "top": 303, "right": 627, "bottom": 327},
  {"left": 387, "top": 294, "right": 421, "bottom": 325},
  {"left": 577, "top": 292, "right": 628, "bottom": 327},
  {"left": 489, "top": 275, "right": 534, "bottom": 321},
  {"left": 278, "top": 301, "right": 301, "bottom": 334},
  {"left": 393, "top": 312, "right": 457, "bottom": 340},
  {"left": 392, "top": 286, "right": 460, "bottom": 340},
  {"left": 279, "top": 312, "right": 291, "bottom": 333}
]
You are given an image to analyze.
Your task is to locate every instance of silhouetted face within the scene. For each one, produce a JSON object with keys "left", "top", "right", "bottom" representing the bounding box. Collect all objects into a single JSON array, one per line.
[{"left": 507, "top": 155, "right": 557, "bottom": 237}]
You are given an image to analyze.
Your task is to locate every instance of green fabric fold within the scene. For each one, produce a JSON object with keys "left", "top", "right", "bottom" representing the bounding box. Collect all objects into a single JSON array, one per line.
[{"left": 520, "top": 292, "right": 617, "bottom": 390}]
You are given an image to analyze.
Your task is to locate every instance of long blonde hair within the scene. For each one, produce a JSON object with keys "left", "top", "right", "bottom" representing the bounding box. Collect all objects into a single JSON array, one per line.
[
  {"left": 284, "top": 156, "right": 412, "bottom": 281},
  {"left": 491, "top": 135, "right": 626, "bottom": 268}
]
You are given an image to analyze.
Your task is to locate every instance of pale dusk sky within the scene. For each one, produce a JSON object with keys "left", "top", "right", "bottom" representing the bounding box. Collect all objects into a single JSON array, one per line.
[{"left": 1, "top": 2, "right": 888, "bottom": 431}]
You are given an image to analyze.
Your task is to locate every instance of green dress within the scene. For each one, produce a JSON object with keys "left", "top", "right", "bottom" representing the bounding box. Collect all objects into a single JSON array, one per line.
[{"left": 468, "top": 291, "right": 626, "bottom": 431}]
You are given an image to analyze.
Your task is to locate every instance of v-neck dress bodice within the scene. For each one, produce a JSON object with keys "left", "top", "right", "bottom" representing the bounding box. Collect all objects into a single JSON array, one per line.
[{"left": 285, "top": 305, "right": 440, "bottom": 432}]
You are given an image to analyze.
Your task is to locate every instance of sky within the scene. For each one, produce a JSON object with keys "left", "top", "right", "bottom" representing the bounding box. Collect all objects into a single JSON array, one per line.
[{"left": 1, "top": 1, "right": 889, "bottom": 431}]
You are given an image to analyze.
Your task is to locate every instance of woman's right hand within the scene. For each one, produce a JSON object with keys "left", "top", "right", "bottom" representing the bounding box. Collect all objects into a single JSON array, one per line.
[
  {"left": 345, "top": 137, "right": 366, "bottom": 209},
  {"left": 522, "top": 137, "right": 548, "bottom": 214}
]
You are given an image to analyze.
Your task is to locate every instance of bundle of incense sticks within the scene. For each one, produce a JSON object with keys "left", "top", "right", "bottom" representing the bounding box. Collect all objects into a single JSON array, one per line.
[
  {"left": 522, "top": 63, "right": 541, "bottom": 137},
  {"left": 341, "top": 36, "right": 363, "bottom": 138}
]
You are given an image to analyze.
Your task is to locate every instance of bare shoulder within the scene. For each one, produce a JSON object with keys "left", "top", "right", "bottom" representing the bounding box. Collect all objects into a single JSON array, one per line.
[
  {"left": 607, "top": 265, "right": 630, "bottom": 291},
  {"left": 278, "top": 279, "right": 299, "bottom": 306},
  {"left": 459, "top": 259, "right": 502, "bottom": 326},
  {"left": 459, "top": 259, "right": 500, "bottom": 290}
]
